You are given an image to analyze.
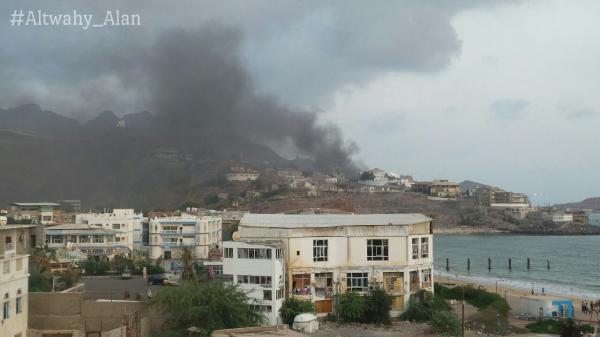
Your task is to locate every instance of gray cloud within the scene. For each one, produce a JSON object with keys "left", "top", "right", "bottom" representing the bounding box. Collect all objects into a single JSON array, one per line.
[
  {"left": 489, "top": 99, "right": 530, "bottom": 120},
  {"left": 567, "top": 109, "right": 596, "bottom": 119}
]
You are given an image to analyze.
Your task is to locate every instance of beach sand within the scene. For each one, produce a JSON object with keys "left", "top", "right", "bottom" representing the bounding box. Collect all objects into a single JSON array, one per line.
[{"left": 436, "top": 274, "right": 600, "bottom": 327}]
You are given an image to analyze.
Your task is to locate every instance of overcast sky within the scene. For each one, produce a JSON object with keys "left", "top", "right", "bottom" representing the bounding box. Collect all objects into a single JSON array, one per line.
[{"left": 1, "top": 0, "right": 599, "bottom": 204}]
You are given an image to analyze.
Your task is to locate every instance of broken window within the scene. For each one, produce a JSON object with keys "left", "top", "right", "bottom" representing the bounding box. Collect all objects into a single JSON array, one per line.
[
  {"left": 367, "top": 239, "right": 388, "bottom": 261},
  {"left": 313, "top": 239, "right": 328, "bottom": 262}
]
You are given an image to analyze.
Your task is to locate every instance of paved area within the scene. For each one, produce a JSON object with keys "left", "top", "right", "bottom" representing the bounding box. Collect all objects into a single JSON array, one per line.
[{"left": 81, "top": 275, "right": 164, "bottom": 300}]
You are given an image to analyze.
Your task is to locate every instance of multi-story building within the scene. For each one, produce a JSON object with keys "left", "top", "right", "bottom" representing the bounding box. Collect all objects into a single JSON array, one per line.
[
  {"left": 412, "top": 180, "right": 460, "bottom": 199},
  {"left": 225, "top": 167, "right": 260, "bottom": 182},
  {"left": 0, "top": 216, "right": 30, "bottom": 337},
  {"left": 222, "top": 240, "right": 285, "bottom": 325},
  {"left": 490, "top": 203, "right": 534, "bottom": 220},
  {"left": 149, "top": 215, "right": 222, "bottom": 271},
  {"left": 44, "top": 224, "right": 128, "bottom": 258},
  {"left": 236, "top": 213, "right": 433, "bottom": 317},
  {"left": 7, "top": 202, "right": 60, "bottom": 224},
  {"left": 76, "top": 209, "right": 144, "bottom": 253}
]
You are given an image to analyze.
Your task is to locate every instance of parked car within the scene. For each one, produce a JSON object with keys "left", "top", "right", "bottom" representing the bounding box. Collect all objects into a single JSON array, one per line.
[
  {"left": 147, "top": 274, "right": 168, "bottom": 285},
  {"left": 164, "top": 274, "right": 181, "bottom": 286},
  {"left": 121, "top": 271, "right": 132, "bottom": 280}
]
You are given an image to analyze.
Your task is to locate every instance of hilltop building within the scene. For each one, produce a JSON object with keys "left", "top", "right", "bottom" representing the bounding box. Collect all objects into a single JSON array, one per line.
[
  {"left": 413, "top": 180, "right": 460, "bottom": 199},
  {"left": 234, "top": 213, "right": 433, "bottom": 317},
  {"left": 0, "top": 216, "right": 31, "bottom": 337},
  {"left": 225, "top": 167, "right": 260, "bottom": 182},
  {"left": 149, "top": 215, "right": 222, "bottom": 271}
]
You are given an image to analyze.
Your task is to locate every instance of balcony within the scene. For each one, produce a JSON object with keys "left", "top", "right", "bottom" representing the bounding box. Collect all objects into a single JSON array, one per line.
[{"left": 160, "top": 242, "right": 195, "bottom": 248}]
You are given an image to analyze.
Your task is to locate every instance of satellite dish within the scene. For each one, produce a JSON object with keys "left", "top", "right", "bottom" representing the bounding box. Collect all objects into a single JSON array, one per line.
[{"left": 232, "top": 231, "right": 241, "bottom": 241}]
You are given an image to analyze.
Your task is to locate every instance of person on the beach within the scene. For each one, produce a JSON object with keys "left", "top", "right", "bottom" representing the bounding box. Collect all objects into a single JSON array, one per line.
[
  {"left": 590, "top": 301, "right": 594, "bottom": 317},
  {"left": 583, "top": 300, "right": 588, "bottom": 314}
]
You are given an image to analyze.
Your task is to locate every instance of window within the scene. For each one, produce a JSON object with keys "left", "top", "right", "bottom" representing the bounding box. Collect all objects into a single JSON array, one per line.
[
  {"left": 252, "top": 305, "right": 272, "bottom": 312},
  {"left": 292, "top": 274, "right": 311, "bottom": 295},
  {"left": 276, "top": 248, "right": 283, "bottom": 259},
  {"left": 296, "top": 250, "right": 300, "bottom": 256},
  {"left": 164, "top": 251, "right": 172, "bottom": 259},
  {"left": 3, "top": 262, "right": 10, "bottom": 274},
  {"left": 313, "top": 240, "right": 328, "bottom": 262},
  {"left": 422, "top": 269, "right": 432, "bottom": 287},
  {"left": 224, "top": 247, "right": 234, "bottom": 258},
  {"left": 314, "top": 272, "right": 333, "bottom": 297},
  {"left": 367, "top": 239, "right": 388, "bottom": 261},
  {"left": 51, "top": 235, "right": 63, "bottom": 244},
  {"left": 383, "top": 272, "right": 403, "bottom": 292},
  {"left": 112, "top": 224, "right": 121, "bottom": 230},
  {"left": 263, "top": 290, "right": 272, "bottom": 301},
  {"left": 93, "top": 235, "right": 103, "bottom": 243},
  {"left": 237, "top": 275, "right": 271, "bottom": 286},
  {"left": 421, "top": 238, "right": 429, "bottom": 258},
  {"left": 411, "top": 238, "right": 419, "bottom": 259},
  {"left": 16, "top": 258, "right": 23, "bottom": 271},
  {"left": 3, "top": 293, "right": 8, "bottom": 319},
  {"left": 237, "top": 248, "right": 272, "bottom": 259},
  {"left": 106, "top": 236, "right": 114, "bottom": 243},
  {"left": 80, "top": 236, "right": 91, "bottom": 243},
  {"left": 347, "top": 272, "right": 369, "bottom": 292},
  {"left": 16, "top": 290, "right": 22, "bottom": 314},
  {"left": 276, "top": 288, "right": 284, "bottom": 299}
]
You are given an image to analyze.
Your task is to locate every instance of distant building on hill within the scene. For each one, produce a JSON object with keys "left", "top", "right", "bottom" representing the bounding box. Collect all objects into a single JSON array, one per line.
[
  {"left": 552, "top": 212, "right": 573, "bottom": 223},
  {"left": 226, "top": 167, "right": 260, "bottom": 182},
  {"left": 413, "top": 180, "right": 460, "bottom": 199}
]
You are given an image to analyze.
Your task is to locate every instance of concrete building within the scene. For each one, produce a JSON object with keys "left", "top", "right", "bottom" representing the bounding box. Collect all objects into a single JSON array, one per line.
[
  {"left": 236, "top": 213, "right": 433, "bottom": 317},
  {"left": 553, "top": 212, "right": 574, "bottom": 223},
  {"left": 490, "top": 203, "right": 534, "bottom": 220},
  {"left": 225, "top": 167, "right": 260, "bottom": 182},
  {"left": 76, "top": 209, "right": 144, "bottom": 253},
  {"left": 276, "top": 169, "right": 303, "bottom": 181},
  {"left": 149, "top": 215, "right": 222, "bottom": 271},
  {"left": 0, "top": 216, "right": 30, "bottom": 337},
  {"left": 412, "top": 180, "right": 460, "bottom": 199},
  {"left": 45, "top": 224, "right": 129, "bottom": 258},
  {"left": 7, "top": 202, "right": 60, "bottom": 224},
  {"left": 223, "top": 240, "right": 285, "bottom": 325}
]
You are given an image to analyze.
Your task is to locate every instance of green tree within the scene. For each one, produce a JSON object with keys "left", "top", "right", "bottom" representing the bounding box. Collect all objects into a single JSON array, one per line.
[
  {"left": 280, "top": 298, "right": 316, "bottom": 326},
  {"left": 151, "top": 281, "right": 263, "bottom": 337},
  {"left": 359, "top": 171, "right": 375, "bottom": 181},
  {"left": 112, "top": 254, "right": 134, "bottom": 273},
  {"left": 29, "top": 268, "right": 52, "bottom": 292},
  {"left": 179, "top": 247, "right": 196, "bottom": 281}
]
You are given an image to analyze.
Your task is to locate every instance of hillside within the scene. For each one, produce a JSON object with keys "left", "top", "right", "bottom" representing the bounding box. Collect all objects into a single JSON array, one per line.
[{"left": 555, "top": 197, "right": 600, "bottom": 211}]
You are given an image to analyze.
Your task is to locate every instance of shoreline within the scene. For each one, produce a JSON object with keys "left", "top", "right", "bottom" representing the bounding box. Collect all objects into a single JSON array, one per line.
[
  {"left": 434, "top": 227, "right": 600, "bottom": 235},
  {"left": 434, "top": 272, "right": 600, "bottom": 322}
]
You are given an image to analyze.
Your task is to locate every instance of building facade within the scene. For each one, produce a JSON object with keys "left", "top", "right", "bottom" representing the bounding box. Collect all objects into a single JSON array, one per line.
[
  {"left": 0, "top": 217, "right": 30, "bottom": 337},
  {"left": 553, "top": 213, "right": 574, "bottom": 223},
  {"left": 236, "top": 213, "right": 433, "bottom": 317},
  {"left": 222, "top": 240, "right": 285, "bottom": 325},
  {"left": 149, "top": 215, "right": 222, "bottom": 271},
  {"left": 76, "top": 209, "right": 144, "bottom": 253},
  {"left": 44, "top": 224, "right": 128, "bottom": 258},
  {"left": 7, "top": 202, "right": 60, "bottom": 225}
]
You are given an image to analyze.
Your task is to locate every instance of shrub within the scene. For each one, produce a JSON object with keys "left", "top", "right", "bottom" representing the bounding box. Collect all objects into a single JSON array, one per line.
[
  {"left": 527, "top": 320, "right": 594, "bottom": 336},
  {"left": 59, "top": 268, "right": 81, "bottom": 288},
  {"left": 364, "top": 289, "right": 393, "bottom": 324},
  {"left": 401, "top": 290, "right": 450, "bottom": 322},
  {"left": 337, "top": 292, "right": 367, "bottom": 322},
  {"left": 430, "top": 310, "right": 461, "bottom": 336},
  {"left": 280, "top": 298, "right": 315, "bottom": 326}
]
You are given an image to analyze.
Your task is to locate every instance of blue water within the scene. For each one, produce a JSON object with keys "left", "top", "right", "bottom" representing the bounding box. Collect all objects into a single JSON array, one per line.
[{"left": 434, "top": 235, "right": 600, "bottom": 298}]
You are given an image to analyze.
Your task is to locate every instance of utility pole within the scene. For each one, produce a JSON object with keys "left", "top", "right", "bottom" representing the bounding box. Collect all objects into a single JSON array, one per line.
[{"left": 462, "top": 286, "right": 465, "bottom": 337}]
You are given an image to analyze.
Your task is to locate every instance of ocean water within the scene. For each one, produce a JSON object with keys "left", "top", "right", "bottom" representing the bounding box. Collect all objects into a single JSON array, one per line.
[{"left": 434, "top": 235, "right": 600, "bottom": 299}]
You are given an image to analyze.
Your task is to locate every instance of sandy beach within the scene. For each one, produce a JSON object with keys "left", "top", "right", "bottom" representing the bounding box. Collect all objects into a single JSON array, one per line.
[{"left": 436, "top": 274, "right": 600, "bottom": 326}]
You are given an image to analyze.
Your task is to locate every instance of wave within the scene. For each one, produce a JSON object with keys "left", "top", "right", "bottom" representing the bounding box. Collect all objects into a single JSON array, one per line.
[{"left": 434, "top": 270, "right": 600, "bottom": 300}]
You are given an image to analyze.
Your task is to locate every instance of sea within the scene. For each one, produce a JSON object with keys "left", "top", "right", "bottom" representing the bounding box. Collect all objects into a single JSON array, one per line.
[{"left": 434, "top": 235, "right": 600, "bottom": 299}]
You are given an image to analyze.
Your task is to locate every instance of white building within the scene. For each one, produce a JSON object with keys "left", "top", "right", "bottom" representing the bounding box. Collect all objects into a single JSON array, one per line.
[
  {"left": 236, "top": 213, "right": 433, "bottom": 316},
  {"left": 552, "top": 212, "right": 574, "bottom": 223},
  {"left": 225, "top": 168, "right": 260, "bottom": 182},
  {"left": 149, "top": 215, "right": 222, "bottom": 271},
  {"left": 45, "top": 224, "right": 128, "bottom": 258},
  {"left": 76, "top": 209, "right": 144, "bottom": 253},
  {"left": 0, "top": 217, "right": 30, "bottom": 337},
  {"left": 223, "top": 240, "right": 285, "bottom": 325}
]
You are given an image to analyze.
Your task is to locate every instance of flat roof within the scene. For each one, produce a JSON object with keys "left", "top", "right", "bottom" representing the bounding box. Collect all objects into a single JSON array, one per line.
[
  {"left": 45, "top": 223, "right": 117, "bottom": 234},
  {"left": 0, "top": 224, "right": 37, "bottom": 230},
  {"left": 11, "top": 202, "right": 60, "bottom": 206},
  {"left": 240, "top": 213, "right": 431, "bottom": 228}
]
